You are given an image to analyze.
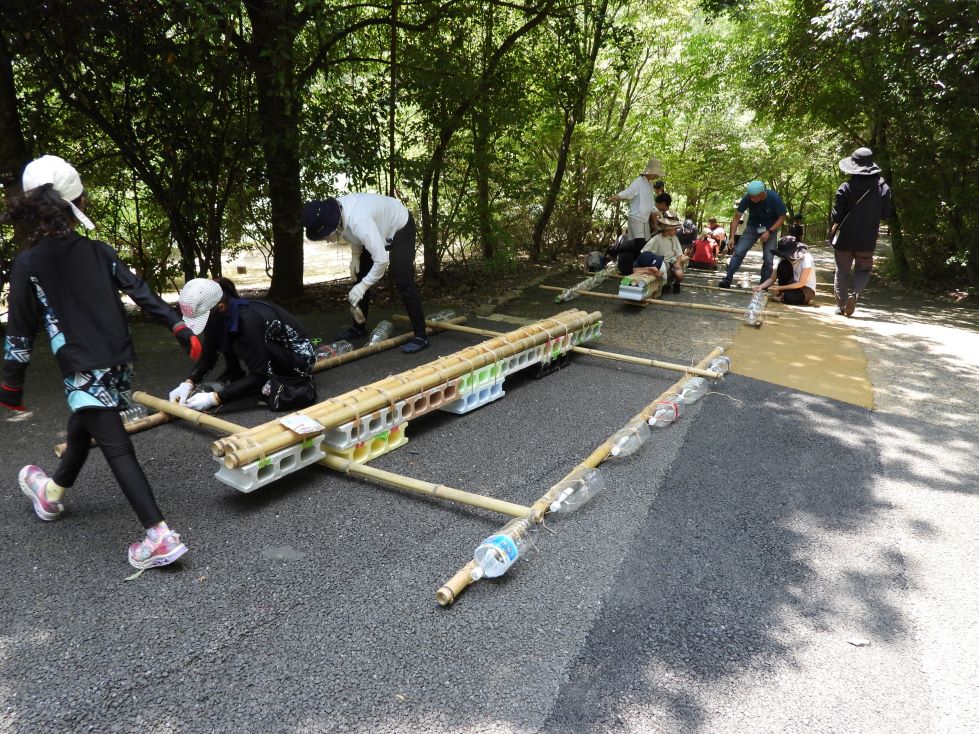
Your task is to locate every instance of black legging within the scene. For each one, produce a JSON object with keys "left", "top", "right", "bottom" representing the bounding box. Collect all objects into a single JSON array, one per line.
[
  {"left": 353, "top": 214, "right": 426, "bottom": 336},
  {"left": 53, "top": 408, "right": 164, "bottom": 528}
]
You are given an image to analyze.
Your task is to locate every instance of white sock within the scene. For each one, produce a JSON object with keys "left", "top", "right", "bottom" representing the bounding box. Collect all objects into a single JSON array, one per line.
[{"left": 44, "top": 479, "right": 66, "bottom": 502}]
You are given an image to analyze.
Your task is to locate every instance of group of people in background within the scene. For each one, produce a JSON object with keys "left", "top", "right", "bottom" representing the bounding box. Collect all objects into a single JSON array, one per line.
[{"left": 607, "top": 147, "right": 892, "bottom": 315}]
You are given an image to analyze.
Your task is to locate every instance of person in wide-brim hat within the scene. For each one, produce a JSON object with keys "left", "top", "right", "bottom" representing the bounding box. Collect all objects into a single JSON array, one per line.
[
  {"left": 641, "top": 157, "right": 664, "bottom": 178},
  {"left": 838, "top": 147, "right": 881, "bottom": 176},
  {"left": 754, "top": 235, "right": 816, "bottom": 306}
]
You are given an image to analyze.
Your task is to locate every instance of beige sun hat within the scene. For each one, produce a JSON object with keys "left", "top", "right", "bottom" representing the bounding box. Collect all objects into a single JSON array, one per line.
[{"left": 641, "top": 157, "right": 664, "bottom": 178}]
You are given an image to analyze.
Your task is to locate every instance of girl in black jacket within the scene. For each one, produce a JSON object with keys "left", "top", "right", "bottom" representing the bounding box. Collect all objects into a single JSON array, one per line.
[{"left": 1, "top": 156, "right": 198, "bottom": 571}]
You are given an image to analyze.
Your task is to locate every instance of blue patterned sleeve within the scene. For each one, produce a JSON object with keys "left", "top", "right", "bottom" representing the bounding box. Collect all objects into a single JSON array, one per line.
[{"left": 3, "top": 254, "right": 37, "bottom": 387}]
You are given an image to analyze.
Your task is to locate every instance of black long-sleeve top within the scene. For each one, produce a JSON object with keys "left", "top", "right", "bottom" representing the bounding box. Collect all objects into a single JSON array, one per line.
[
  {"left": 3, "top": 233, "right": 180, "bottom": 387},
  {"left": 188, "top": 299, "right": 312, "bottom": 404},
  {"left": 832, "top": 175, "right": 893, "bottom": 251}
]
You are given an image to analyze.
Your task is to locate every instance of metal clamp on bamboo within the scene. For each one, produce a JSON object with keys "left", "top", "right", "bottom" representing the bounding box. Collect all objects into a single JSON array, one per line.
[
  {"left": 435, "top": 345, "right": 727, "bottom": 607},
  {"left": 397, "top": 315, "right": 722, "bottom": 380},
  {"left": 214, "top": 310, "right": 602, "bottom": 469},
  {"left": 538, "top": 285, "right": 779, "bottom": 318}
]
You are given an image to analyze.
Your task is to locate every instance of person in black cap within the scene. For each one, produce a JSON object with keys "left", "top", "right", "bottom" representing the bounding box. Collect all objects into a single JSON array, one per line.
[
  {"left": 753, "top": 236, "right": 816, "bottom": 305},
  {"left": 829, "top": 147, "right": 892, "bottom": 316},
  {"left": 302, "top": 194, "right": 428, "bottom": 353}
]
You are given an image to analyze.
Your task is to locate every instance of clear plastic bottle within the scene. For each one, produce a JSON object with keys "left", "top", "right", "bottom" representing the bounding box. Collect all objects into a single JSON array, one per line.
[
  {"left": 647, "top": 400, "right": 679, "bottom": 428},
  {"left": 548, "top": 467, "right": 606, "bottom": 514},
  {"left": 608, "top": 418, "right": 651, "bottom": 457},
  {"left": 740, "top": 271, "right": 751, "bottom": 288},
  {"left": 368, "top": 320, "right": 394, "bottom": 344},
  {"left": 428, "top": 309, "right": 457, "bottom": 322},
  {"left": 707, "top": 355, "right": 731, "bottom": 377},
  {"left": 676, "top": 376, "right": 708, "bottom": 405},
  {"left": 120, "top": 403, "right": 150, "bottom": 424},
  {"left": 471, "top": 516, "right": 539, "bottom": 580},
  {"left": 744, "top": 291, "right": 768, "bottom": 327},
  {"left": 316, "top": 340, "right": 354, "bottom": 359}
]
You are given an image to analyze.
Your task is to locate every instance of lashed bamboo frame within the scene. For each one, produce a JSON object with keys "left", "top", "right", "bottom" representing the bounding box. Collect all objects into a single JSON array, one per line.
[
  {"left": 129, "top": 391, "right": 534, "bottom": 519},
  {"left": 214, "top": 310, "right": 603, "bottom": 469},
  {"left": 394, "top": 314, "right": 722, "bottom": 380},
  {"left": 435, "top": 345, "right": 727, "bottom": 607},
  {"left": 538, "top": 285, "right": 779, "bottom": 318}
]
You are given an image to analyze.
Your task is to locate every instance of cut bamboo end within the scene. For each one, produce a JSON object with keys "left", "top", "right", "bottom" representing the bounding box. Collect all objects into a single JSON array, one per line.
[{"left": 437, "top": 561, "right": 478, "bottom": 606}]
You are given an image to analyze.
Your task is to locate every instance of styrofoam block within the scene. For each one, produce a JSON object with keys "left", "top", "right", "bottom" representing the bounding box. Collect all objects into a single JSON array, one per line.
[
  {"left": 213, "top": 434, "right": 326, "bottom": 493},
  {"left": 457, "top": 361, "right": 504, "bottom": 394},
  {"left": 401, "top": 381, "right": 459, "bottom": 420},
  {"left": 439, "top": 379, "right": 505, "bottom": 414},
  {"left": 322, "top": 402, "right": 406, "bottom": 450},
  {"left": 323, "top": 422, "right": 409, "bottom": 464},
  {"left": 618, "top": 283, "right": 655, "bottom": 301}
]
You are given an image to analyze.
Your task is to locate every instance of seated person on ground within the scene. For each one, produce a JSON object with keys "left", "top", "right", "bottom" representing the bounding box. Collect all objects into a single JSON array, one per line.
[
  {"left": 641, "top": 211, "right": 686, "bottom": 292},
  {"left": 712, "top": 227, "right": 728, "bottom": 254},
  {"left": 169, "top": 278, "right": 317, "bottom": 412},
  {"left": 688, "top": 228, "right": 719, "bottom": 270},
  {"left": 754, "top": 236, "right": 816, "bottom": 305}
]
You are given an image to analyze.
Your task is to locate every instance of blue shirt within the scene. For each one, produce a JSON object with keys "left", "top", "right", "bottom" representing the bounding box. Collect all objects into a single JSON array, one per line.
[{"left": 737, "top": 190, "right": 786, "bottom": 229}]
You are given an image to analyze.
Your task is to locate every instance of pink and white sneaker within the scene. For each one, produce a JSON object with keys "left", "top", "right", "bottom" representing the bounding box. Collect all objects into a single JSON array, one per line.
[
  {"left": 128, "top": 527, "right": 188, "bottom": 570},
  {"left": 19, "top": 465, "right": 63, "bottom": 521}
]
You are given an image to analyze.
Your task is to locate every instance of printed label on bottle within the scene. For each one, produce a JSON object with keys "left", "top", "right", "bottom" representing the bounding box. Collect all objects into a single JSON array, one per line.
[{"left": 487, "top": 534, "right": 519, "bottom": 562}]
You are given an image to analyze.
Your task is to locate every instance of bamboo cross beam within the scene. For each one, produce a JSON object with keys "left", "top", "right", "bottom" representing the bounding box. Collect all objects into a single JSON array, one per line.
[
  {"left": 538, "top": 285, "right": 779, "bottom": 318},
  {"left": 436, "top": 345, "right": 728, "bottom": 607},
  {"left": 393, "top": 314, "right": 722, "bottom": 380},
  {"left": 131, "top": 391, "right": 533, "bottom": 519},
  {"left": 53, "top": 411, "right": 171, "bottom": 457},
  {"left": 681, "top": 282, "right": 753, "bottom": 294},
  {"left": 313, "top": 315, "right": 468, "bottom": 373}
]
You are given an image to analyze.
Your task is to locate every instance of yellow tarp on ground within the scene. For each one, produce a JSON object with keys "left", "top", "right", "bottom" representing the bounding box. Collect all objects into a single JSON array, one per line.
[{"left": 725, "top": 300, "right": 875, "bottom": 408}]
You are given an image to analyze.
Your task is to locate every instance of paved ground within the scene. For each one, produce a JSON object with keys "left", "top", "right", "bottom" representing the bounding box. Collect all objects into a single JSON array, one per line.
[{"left": 1, "top": 245, "right": 977, "bottom": 733}]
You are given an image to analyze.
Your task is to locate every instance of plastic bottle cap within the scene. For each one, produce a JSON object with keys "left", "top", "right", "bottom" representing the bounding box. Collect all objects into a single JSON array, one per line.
[
  {"left": 470, "top": 567, "right": 484, "bottom": 581},
  {"left": 610, "top": 445, "right": 621, "bottom": 456}
]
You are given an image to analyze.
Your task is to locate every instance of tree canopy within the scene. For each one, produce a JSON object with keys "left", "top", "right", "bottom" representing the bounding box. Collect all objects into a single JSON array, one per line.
[{"left": 2, "top": 0, "right": 975, "bottom": 297}]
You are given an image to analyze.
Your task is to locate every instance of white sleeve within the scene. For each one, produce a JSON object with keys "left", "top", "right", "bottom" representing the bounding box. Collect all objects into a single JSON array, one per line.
[
  {"left": 347, "top": 219, "right": 389, "bottom": 288},
  {"left": 617, "top": 178, "right": 640, "bottom": 201}
]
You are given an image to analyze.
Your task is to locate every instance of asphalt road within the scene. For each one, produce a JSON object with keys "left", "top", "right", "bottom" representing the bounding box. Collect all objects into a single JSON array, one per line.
[{"left": 1, "top": 275, "right": 976, "bottom": 733}]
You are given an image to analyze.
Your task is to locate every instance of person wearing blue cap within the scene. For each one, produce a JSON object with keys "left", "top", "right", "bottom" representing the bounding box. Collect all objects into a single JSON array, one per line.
[
  {"left": 302, "top": 194, "right": 428, "bottom": 353},
  {"left": 718, "top": 180, "right": 787, "bottom": 288}
]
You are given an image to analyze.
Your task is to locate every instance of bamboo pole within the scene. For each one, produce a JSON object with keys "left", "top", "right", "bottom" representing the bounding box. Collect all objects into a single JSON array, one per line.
[
  {"left": 538, "top": 285, "right": 779, "bottom": 318},
  {"left": 394, "top": 314, "right": 722, "bottom": 380},
  {"left": 134, "top": 391, "right": 534, "bottom": 518},
  {"left": 312, "top": 315, "right": 468, "bottom": 373},
  {"left": 213, "top": 309, "right": 596, "bottom": 461},
  {"left": 214, "top": 310, "right": 592, "bottom": 458},
  {"left": 435, "top": 345, "right": 727, "bottom": 607},
  {"left": 53, "top": 411, "right": 171, "bottom": 458},
  {"left": 217, "top": 310, "right": 603, "bottom": 468}
]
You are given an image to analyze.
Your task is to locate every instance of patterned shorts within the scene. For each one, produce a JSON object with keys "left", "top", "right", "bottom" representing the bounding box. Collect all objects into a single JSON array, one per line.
[{"left": 64, "top": 364, "right": 134, "bottom": 413}]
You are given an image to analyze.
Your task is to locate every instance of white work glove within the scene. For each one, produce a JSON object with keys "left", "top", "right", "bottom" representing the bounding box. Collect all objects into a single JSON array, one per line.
[
  {"left": 348, "top": 281, "right": 368, "bottom": 307},
  {"left": 169, "top": 381, "right": 194, "bottom": 403},
  {"left": 349, "top": 258, "right": 360, "bottom": 281},
  {"left": 186, "top": 391, "right": 220, "bottom": 411}
]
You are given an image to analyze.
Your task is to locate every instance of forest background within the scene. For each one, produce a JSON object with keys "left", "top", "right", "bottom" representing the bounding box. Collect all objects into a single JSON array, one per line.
[{"left": 0, "top": 0, "right": 975, "bottom": 300}]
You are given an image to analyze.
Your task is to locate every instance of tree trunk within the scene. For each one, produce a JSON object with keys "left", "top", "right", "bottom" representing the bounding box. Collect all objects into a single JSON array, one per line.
[
  {"left": 0, "top": 32, "right": 32, "bottom": 251},
  {"left": 244, "top": 0, "right": 305, "bottom": 299},
  {"left": 530, "top": 0, "right": 609, "bottom": 261}
]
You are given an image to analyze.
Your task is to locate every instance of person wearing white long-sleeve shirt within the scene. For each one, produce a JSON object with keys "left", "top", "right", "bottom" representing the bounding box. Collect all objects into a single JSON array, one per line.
[
  {"left": 607, "top": 157, "right": 664, "bottom": 241},
  {"left": 302, "top": 193, "right": 428, "bottom": 353}
]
